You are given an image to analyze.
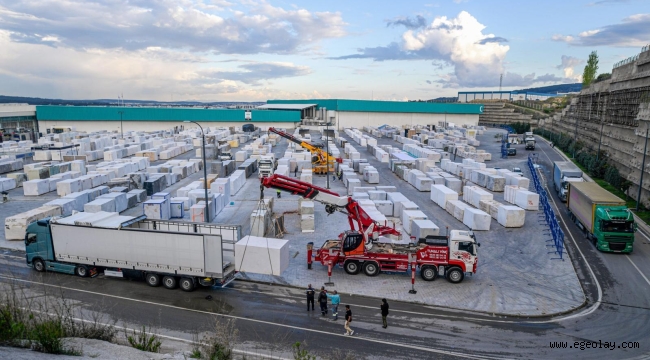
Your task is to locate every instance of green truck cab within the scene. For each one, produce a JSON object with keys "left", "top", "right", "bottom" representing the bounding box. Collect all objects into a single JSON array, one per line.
[
  {"left": 567, "top": 182, "right": 636, "bottom": 253},
  {"left": 24, "top": 219, "right": 78, "bottom": 274}
]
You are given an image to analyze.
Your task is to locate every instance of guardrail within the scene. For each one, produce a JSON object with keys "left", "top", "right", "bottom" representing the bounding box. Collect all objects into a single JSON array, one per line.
[{"left": 528, "top": 154, "right": 564, "bottom": 260}]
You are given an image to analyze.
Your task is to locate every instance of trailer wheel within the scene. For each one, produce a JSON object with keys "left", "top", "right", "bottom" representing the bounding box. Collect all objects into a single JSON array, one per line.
[
  {"left": 162, "top": 276, "right": 177, "bottom": 289},
  {"left": 344, "top": 261, "right": 361, "bottom": 275},
  {"left": 146, "top": 273, "right": 160, "bottom": 287},
  {"left": 446, "top": 267, "right": 464, "bottom": 284},
  {"left": 75, "top": 265, "right": 89, "bottom": 278},
  {"left": 33, "top": 259, "right": 45, "bottom": 272},
  {"left": 420, "top": 265, "right": 437, "bottom": 281},
  {"left": 179, "top": 278, "right": 195, "bottom": 292},
  {"left": 363, "top": 262, "right": 380, "bottom": 277}
]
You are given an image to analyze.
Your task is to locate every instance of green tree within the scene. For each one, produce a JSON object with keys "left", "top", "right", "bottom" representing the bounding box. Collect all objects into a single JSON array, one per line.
[{"left": 582, "top": 51, "right": 599, "bottom": 88}]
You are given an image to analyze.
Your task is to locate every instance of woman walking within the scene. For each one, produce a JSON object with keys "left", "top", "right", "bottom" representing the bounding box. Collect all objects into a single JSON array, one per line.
[{"left": 380, "top": 299, "right": 389, "bottom": 329}]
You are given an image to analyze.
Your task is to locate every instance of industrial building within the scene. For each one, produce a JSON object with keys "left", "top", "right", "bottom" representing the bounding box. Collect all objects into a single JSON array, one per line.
[
  {"left": 457, "top": 91, "right": 560, "bottom": 103},
  {"left": 0, "top": 103, "right": 37, "bottom": 142},
  {"left": 265, "top": 99, "right": 482, "bottom": 128}
]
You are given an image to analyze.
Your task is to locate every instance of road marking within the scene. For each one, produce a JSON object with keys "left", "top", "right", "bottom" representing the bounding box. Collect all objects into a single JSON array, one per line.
[
  {"left": 625, "top": 255, "right": 650, "bottom": 287},
  {"left": 0, "top": 274, "right": 507, "bottom": 360},
  {"left": 637, "top": 230, "right": 650, "bottom": 241},
  {"left": 536, "top": 143, "right": 603, "bottom": 321},
  {"left": 0, "top": 254, "right": 24, "bottom": 260}
]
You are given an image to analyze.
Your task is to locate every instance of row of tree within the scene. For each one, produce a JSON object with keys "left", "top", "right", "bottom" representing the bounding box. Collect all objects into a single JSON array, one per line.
[{"left": 533, "top": 129, "right": 630, "bottom": 194}]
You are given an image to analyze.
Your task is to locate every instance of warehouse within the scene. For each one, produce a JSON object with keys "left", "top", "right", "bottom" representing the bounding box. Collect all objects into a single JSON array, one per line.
[
  {"left": 265, "top": 99, "right": 482, "bottom": 129},
  {"left": 36, "top": 106, "right": 301, "bottom": 133}
]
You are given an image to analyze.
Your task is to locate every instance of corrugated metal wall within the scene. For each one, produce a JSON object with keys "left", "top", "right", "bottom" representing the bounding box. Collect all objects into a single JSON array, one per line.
[
  {"left": 267, "top": 99, "right": 483, "bottom": 114},
  {"left": 36, "top": 106, "right": 301, "bottom": 122}
]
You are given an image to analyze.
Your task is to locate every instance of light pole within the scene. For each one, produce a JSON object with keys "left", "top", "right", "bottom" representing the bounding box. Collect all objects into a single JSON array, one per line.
[
  {"left": 184, "top": 121, "right": 210, "bottom": 222},
  {"left": 637, "top": 125, "right": 649, "bottom": 211},
  {"left": 118, "top": 111, "right": 124, "bottom": 139},
  {"left": 326, "top": 120, "right": 330, "bottom": 189},
  {"left": 596, "top": 93, "right": 604, "bottom": 162}
]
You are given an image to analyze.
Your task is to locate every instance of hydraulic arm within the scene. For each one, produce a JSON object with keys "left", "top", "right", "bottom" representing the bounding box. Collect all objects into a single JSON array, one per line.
[{"left": 268, "top": 127, "right": 340, "bottom": 174}]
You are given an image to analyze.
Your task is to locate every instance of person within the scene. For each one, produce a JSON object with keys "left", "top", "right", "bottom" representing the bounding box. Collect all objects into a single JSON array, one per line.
[
  {"left": 338, "top": 171, "right": 342, "bottom": 181},
  {"left": 550, "top": 142, "right": 554, "bottom": 148},
  {"left": 295, "top": 167, "right": 298, "bottom": 177},
  {"left": 306, "top": 284, "right": 315, "bottom": 311},
  {"left": 318, "top": 287, "right": 328, "bottom": 316},
  {"left": 276, "top": 189, "right": 281, "bottom": 198},
  {"left": 326, "top": 290, "right": 340, "bottom": 321},
  {"left": 380, "top": 299, "right": 389, "bottom": 329},
  {"left": 344, "top": 305, "right": 354, "bottom": 336}
]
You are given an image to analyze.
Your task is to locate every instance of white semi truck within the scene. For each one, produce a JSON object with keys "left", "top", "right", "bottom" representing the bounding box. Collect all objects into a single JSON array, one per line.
[
  {"left": 24, "top": 212, "right": 240, "bottom": 291},
  {"left": 524, "top": 132, "right": 536, "bottom": 150},
  {"left": 258, "top": 156, "right": 276, "bottom": 178},
  {"left": 553, "top": 161, "right": 584, "bottom": 202}
]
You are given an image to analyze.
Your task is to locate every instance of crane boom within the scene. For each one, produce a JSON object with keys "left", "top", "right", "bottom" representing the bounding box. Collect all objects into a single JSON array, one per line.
[
  {"left": 260, "top": 174, "right": 400, "bottom": 239},
  {"left": 268, "top": 128, "right": 341, "bottom": 174}
]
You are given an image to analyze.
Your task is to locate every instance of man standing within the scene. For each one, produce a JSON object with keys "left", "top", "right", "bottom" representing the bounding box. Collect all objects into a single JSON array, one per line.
[
  {"left": 380, "top": 298, "right": 389, "bottom": 329},
  {"left": 305, "top": 284, "right": 315, "bottom": 311},
  {"left": 326, "top": 290, "right": 340, "bottom": 321},
  {"left": 318, "top": 287, "right": 328, "bottom": 316},
  {"left": 344, "top": 305, "right": 354, "bottom": 336}
]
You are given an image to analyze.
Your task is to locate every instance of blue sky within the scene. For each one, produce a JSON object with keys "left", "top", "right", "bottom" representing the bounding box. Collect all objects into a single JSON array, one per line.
[{"left": 0, "top": 0, "right": 648, "bottom": 101}]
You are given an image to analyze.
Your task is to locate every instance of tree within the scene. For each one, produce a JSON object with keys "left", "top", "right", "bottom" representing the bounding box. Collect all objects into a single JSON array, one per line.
[{"left": 582, "top": 51, "right": 599, "bottom": 88}]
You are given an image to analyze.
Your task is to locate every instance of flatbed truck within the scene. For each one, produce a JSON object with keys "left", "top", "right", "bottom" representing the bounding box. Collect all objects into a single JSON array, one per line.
[{"left": 25, "top": 212, "right": 240, "bottom": 291}]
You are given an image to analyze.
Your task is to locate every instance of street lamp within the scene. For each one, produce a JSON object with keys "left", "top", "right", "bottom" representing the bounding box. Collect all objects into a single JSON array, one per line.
[
  {"left": 637, "top": 125, "right": 649, "bottom": 211},
  {"left": 184, "top": 121, "right": 210, "bottom": 222},
  {"left": 326, "top": 119, "right": 330, "bottom": 189},
  {"left": 118, "top": 111, "right": 124, "bottom": 139}
]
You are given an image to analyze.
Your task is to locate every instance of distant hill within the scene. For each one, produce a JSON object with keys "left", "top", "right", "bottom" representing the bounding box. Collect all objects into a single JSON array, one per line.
[
  {"left": 0, "top": 95, "right": 264, "bottom": 107},
  {"left": 515, "top": 83, "right": 581, "bottom": 94}
]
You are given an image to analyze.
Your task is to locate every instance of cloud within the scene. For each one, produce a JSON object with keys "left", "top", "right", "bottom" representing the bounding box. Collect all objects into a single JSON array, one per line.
[
  {"left": 199, "top": 62, "right": 311, "bottom": 85},
  {"left": 0, "top": 0, "right": 347, "bottom": 55},
  {"left": 556, "top": 55, "right": 583, "bottom": 80},
  {"left": 587, "top": 0, "right": 631, "bottom": 6},
  {"left": 386, "top": 15, "right": 427, "bottom": 29},
  {"left": 332, "top": 11, "right": 533, "bottom": 88},
  {"left": 552, "top": 13, "right": 650, "bottom": 47}
]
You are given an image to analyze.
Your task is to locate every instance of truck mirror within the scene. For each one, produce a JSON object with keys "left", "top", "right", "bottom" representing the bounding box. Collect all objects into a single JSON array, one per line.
[{"left": 477, "top": 243, "right": 481, "bottom": 247}]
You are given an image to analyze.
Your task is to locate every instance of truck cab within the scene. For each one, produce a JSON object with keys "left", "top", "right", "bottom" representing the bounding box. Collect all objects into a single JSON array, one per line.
[
  {"left": 559, "top": 177, "right": 584, "bottom": 201},
  {"left": 592, "top": 207, "right": 636, "bottom": 252},
  {"left": 24, "top": 219, "right": 73, "bottom": 274}
]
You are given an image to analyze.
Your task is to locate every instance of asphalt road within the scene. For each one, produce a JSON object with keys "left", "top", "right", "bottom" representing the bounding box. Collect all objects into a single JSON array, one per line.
[{"left": 1, "top": 135, "right": 649, "bottom": 359}]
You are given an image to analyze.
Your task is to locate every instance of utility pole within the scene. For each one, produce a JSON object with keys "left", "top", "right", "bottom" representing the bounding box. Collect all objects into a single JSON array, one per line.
[
  {"left": 118, "top": 111, "right": 124, "bottom": 139},
  {"left": 326, "top": 119, "right": 330, "bottom": 189},
  {"left": 596, "top": 92, "right": 604, "bottom": 162},
  {"left": 573, "top": 95, "right": 583, "bottom": 159},
  {"left": 184, "top": 121, "right": 210, "bottom": 222},
  {"left": 637, "top": 124, "right": 649, "bottom": 211},
  {"left": 499, "top": 73, "right": 503, "bottom": 92}
]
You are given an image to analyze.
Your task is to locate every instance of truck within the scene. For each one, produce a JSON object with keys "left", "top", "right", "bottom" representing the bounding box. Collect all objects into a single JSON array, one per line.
[
  {"left": 261, "top": 174, "right": 479, "bottom": 283},
  {"left": 567, "top": 182, "right": 636, "bottom": 253},
  {"left": 258, "top": 156, "right": 275, "bottom": 178},
  {"left": 524, "top": 132, "right": 536, "bottom": 150},
  {"left": 24, "top": 212, "right": 240, "bottom": 291},
  {"left": 553, "top": 161, "right": 584, "bottom": 201}
]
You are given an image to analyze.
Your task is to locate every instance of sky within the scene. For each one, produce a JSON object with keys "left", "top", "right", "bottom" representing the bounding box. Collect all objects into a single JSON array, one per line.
[{"left": 0, "top": 0, "right": 648, "bottom": 102}]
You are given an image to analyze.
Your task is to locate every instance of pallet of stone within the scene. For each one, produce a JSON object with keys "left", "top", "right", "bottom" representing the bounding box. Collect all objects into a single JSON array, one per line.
[
  {"left": 187, "top": 189, "right": 212, "bottom": 207},
  {"left": 479, "top": 199, "right": 502, "bottom": 219},
  {"left": 300, "top": 200, "right": 315, "bottom": 215},
  {"left": 375, "top": 186, "right": 397, "bottom": 193},
  {"left": 55, "top": 179, "right": 82, "bottom": 196},
  {"left": 463, "top": 186, "right": 493, "bottom": 208},
  {"left": 427, "top": 173, "right": 445, "bottom": 185},
  {"left": 63, "top": 191, "right": 89, "bottom": 211},
  {"left": 4, "top": 205, "right": 62, "bottom": 240},
  {"left": 486, "top": 174, "right": 506, "bottom": 192},
  {"left": 250, "top": 209, "right": 271, "bottom": 237},
  {"left": 385, "top": 192, "right": 408, "bottom": 217},
  {"left": 6, "top": 173, "right": 27, "bottom": 187},
  {"left": 445, "top": 200, "right": 470, "bottom": 221},
  {"left": 411, "top": 219, "right": 440, "bottom": 239},
  {"left": 504, "top": 185, "right": 520, "bottom": 203},
  {"left": 352, "top": 192, "right": 370, "bottom": 201},
  {"left": 44, "top": 198, "right": 78, "bottom": 216},
  {"left": 84, "top": 198, "right": 116, "bottom": 213},
  {"left": 430, "top": 184, "right": 459, "bottom": 209},
  {"left": 374, "top": 200, "right": 394, "bottom": 216},
  {"left": 0, "top": 177, "right": 16, "bottom": 191},
  {"left": 414, "top": 176, "right": 432, "bottom": 191},
  {"left": 444, "top": 177, "right": 462, "bottom": 194},
  {"left": 497, "top": 205, "right": 526, "bottom": 227},
  {"left": 301, "top": 214, "right": 315, "bottom": 233},
  {"left": 229, "top": 170, "right": 246, "bottom": 194},
  {"left": 463, "top": 208, "right": 491, "bottom": 231},
  {"left": 401, "top": 210, "right": 428, "bottom": 235},
  {"left": 23, "top": 179, "right": 50, "bottom": 196},
  {"left": 143, "top": 175, "right": 166, "bottom": 196},
  {"left": 171, "top": 196, "right": 191, "bottom": 211},
  {"left": 210, "top": 178, "right": 231, "bottom": 208},
  {"left": 368, "top": 190, "right": 387, "bottom": 201},
  {"left": 514, "top": 190, "right": 540, "bottom": 210},
  {"left": 234, "top": 236, "right": 289, "bottom": 276},
  {"left": 99, "top": 192, "right": 128, "bottom": 212},
  {"left": 505, "top": 174, "right": 530, "bottom": 188},
  {"left": 144, "top": 198, "right": 171, "bottom": 220},
  {"left": 347, "top": 178, "right": 361, "bottom": 195},
  {"left": 26, "top": 167, "right": 50, "bottom": 180}
]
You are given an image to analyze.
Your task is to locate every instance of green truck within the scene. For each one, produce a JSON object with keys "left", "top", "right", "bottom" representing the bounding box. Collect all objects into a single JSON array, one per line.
[{"left": 567, "top": 182, "right": 636, "bottom": 253}]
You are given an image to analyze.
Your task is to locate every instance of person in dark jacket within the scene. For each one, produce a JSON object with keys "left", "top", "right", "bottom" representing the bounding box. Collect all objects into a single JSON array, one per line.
[
  {"left": 380, "top": 298, "right": 389, "bottom": 328},
  {"left": 344, "top": 305, "right": 354, "bottom": 335},
  {"left": 306, "top": 284, "right": 315, "bottom": 311},
  {"left": 318, "top": 287, "right": 328, "bottom": 316}
]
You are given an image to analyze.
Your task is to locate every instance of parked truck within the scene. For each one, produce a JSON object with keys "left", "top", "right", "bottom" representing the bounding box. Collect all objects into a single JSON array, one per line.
[
  {"left": 258, "top": 156, "right": 275, "bottom": 178},
  {"left": 24, "top": 212, "right": 240, "bottom": 290},
  {"left": 553, "top": 161, "right": 584, "bottom": 201},
  {"left": 567, "top": 182, "right": 636, "bottom": 253}
]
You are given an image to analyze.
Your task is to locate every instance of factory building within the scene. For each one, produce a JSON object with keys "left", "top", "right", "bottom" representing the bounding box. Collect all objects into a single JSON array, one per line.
[
  {"left": 457, "top": 91, "right": 561, "bottom": 103},
  {"left": 0, "top": 103, "right": 37, "bottom": 142},
  {"left": 265, "top": 99, "right": 482, "bottom": 129},
  {"left": 36, "top": 106, "right": 301, "bottom": 133}
]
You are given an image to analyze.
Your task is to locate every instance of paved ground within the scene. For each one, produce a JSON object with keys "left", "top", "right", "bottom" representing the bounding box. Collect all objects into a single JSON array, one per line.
[{"left": 239, "top": 128, "right": 584, "bottom": 316}]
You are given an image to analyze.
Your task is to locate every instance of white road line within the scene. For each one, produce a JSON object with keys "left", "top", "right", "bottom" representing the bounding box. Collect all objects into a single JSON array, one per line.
[
  {"left": 637, "top": 230, "right": 650, "bottom": 241},
  {"left": 0, "top": 254, "right": 25, "bottom": 260},
  {"left": 625, "top": 255, "right": 650, "bottom": 287},
  {"left": 0, "top": 274, "right": 507, "bottom": 360},
  {"left": 536, "top": 144, "right": 603, "bottom": 321}
]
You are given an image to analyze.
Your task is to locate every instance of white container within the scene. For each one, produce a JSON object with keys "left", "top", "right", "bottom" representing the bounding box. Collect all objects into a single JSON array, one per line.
[
  {"left": 401, "top": 210, "right": 427, "bottom": 235},
  {"left": 515, "top": 190, "right": 540, "bottom": 210},
  {"left": 234, "top": 236, "right": 289, "bottom": 276},
  {"left": 497, "top": 205, "right": 525, "bottom": 227},
  {"left": 84, "top": 198, "right": 116, "bottom": 213},
  {"left": 23, "top": 179, "right": 50, "bottom": 196},
  {"left": 463, "top": 208, "right": 491, "bottom": 231},
  {"left": 411, "top": 219, "right": 440, "bottom": 239}
]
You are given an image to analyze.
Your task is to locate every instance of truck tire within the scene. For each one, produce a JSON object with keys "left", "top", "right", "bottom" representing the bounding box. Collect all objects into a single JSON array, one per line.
[
  {"left": 146, "top": 273, "right": 160, "bottom": 287},
  {"left": 420, "top": 265, "right": 437, "bottom": 281},
  {"left": 162, "top": 276, "right": 177, "bottom": 289},
  {"left": 179, "top": 278, "right": 195, "bottom": 292},
  {"left": 446, "top": 268, "right": 464, "bottom": 284},
  {"left": 363, "top": 262, "right": 380, "bottom": 277},
  {"left": 75, "top": 265, "right": 89, "bottom": 278},
  {"left": 33, "top": 259, "right": 45, "bottom": 272},
  {"left": 344, "top": 261, "right": 361, "bottom": 275}
]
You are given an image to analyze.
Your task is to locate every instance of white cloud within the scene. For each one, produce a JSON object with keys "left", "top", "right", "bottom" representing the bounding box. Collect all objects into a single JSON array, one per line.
[
  {"left": 556, "top": 55, "right": 583, "bottom": 80},
  {"left": 552, "top": 13, "right": 650, "bottom": 47}
]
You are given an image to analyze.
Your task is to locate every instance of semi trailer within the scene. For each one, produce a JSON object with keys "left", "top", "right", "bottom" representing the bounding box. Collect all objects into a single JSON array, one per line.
[
  {"left": 553, "top": 161, "right": 584, "bottom": 201},
  {"left": 567, "top": 182, "right": 636, "bottom": 253},
  {"left": 25, "top": 212, "right": 240, "bottom": 291}
]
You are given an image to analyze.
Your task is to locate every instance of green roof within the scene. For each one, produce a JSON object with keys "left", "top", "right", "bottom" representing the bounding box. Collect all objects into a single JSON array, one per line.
[
  {"left": 266, "top": 99, "right": 482, "bottom": 114},
  {"left": 35, "top": 106, "right": 301, "bottom": 122}
]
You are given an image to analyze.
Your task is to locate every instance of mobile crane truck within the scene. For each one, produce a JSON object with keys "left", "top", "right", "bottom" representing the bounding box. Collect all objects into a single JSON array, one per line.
[
  {"left": 268, "top": 127, "right": 341, "bottom": 175},
  {"left": 261, "top": 174, "right": 479, "bottom": 283}
]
